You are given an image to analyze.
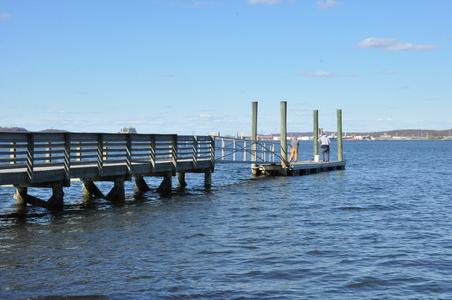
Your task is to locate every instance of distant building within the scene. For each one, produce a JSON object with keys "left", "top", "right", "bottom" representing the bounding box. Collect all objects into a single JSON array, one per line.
[{"left": 118, "top": 126, "right": 137, "bottom": 134}]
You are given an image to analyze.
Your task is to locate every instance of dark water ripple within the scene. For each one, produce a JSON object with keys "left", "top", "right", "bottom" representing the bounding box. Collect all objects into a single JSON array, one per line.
[{"left": 1, "top": 141, "right": 452, "bottom": 299}]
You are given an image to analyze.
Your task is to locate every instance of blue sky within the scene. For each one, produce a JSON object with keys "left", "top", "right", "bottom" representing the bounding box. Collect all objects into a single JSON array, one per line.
[{"left": 1, "top": 0, "right": 451, "bottom": 135}]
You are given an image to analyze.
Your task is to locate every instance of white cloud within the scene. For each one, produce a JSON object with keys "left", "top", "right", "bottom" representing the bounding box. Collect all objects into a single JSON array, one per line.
[
  {"left": 0, "top": 13, "right": 11, "bottom": 20},
  {"left": 199, "top": 114, "right": 212, "bottom": 118},
  {"left": 297, "top": 70, "right": 335, "bottom": 77},
  {"left": 186, "top": 1, "right": 222, "bottom": 8},
  {"left": 248, "top": 0, "right": 283, "bottom": 5},
  {"left": 45, "top": 110, "right": 77, "bottom": 115},
  {"left": 170, "top": 1, "right": 222, "bottom": 8},
  {"left": 316, "top": 0, "right": 341, "bottom": 10},
  {"left": 377, "top": 70, "right": 396, "bottom": 75},
  {"left": 188, "top": 1, "right": 203, "bottom": 8},
  {"left": 114, "top": 120, "right": 162, "bottom": 125},
  {"left": 355, "top": 37, "right": 439, "bottom": 51}
]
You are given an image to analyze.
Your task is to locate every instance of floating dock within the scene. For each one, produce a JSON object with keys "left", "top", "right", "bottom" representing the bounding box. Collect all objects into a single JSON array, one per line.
[
  {"left": 256, "top": 161, "right": 346, "bottom": 176},
  {"left": 249, "top": 101, "right": 346, "bottom": 176}
]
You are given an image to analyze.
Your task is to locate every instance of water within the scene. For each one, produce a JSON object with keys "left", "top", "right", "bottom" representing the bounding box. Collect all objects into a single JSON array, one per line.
[{"left": 1, "top": 141, "right": 452, "bottom": 299}]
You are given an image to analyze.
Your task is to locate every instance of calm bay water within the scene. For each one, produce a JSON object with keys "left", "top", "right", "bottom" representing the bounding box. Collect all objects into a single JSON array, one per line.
[{"left": 1, "top": 140, "right": 452, "bottom": 299}]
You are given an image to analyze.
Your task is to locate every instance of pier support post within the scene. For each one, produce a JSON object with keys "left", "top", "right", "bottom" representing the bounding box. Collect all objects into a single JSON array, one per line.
[
  {"left": 105, "top": 178, "right": 125, "bottom": 202},
  {"left": 47, "top": 182, "right": 64, "bottom": 209},
  {"left": 82, "top": 180, "right": 105, "bottom": 198},
  {"left": 177, "top": 172, "right": 187, "bottom": 189},
  {"left": 337, "top": 109, "right": 343, "bottom": 162},
  {"left": 157, "top": 172, "right": 172, "bottom": 197},
  {"left": 251, "top": 101, "right": 258, "bottom": 175},
  {"left": 14, "top": 188, "right": 47, "bottom": 208},
  {"left": 313, "top": 110, "right": 319, "bottom": 159},
  {"left": 14, "top": 183, "right": 64, "bottom": 210},
  {"left": 14, "top": 187, "right": 27, "bottom": 206},
  {"left": 280, "top": 101, "right": 288, "bottom": 168},
  {"left": 135, "top": 176, "right": 151, "bottom": 193},
  {"left": 204, "top": 169, "right": 212, "bottom": 189}
]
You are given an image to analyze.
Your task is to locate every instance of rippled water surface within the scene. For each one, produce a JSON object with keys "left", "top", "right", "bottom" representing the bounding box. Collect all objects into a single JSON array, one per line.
[{"left": 1, "top": 141, "right": 452, "bottom": 299}]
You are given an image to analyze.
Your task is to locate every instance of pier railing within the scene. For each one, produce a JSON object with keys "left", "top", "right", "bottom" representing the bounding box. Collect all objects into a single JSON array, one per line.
[
  {"left": 214, "top": 137, "right": 282, "bottom": 163},
  {"left": 0, "top": 132, "right": 214, "bottom": 186}
]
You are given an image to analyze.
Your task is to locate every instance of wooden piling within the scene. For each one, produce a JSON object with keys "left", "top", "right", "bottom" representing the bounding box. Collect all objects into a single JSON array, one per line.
[
  {"left": 14, "top": 187, "right": 27, "bottom": 206},
  {"left": 313, "top": 110, "right": 319, "bottom": 159},
  {"left": 105, "top": 178, "right": 125, "bottom": 202},
  {"left": 14, "top": 183, "right": 64, "bottom": 210},
  {"left": 157, "top": 172, "right": 172, "bottom": 197},
  {"left": 178, "top": 172, "right": 187, "bottom": 189},
  {"left": 280, "top": 101, "right": 288, "bottom": 168},
  {"left": 251, "top": 101, "right": 258, "bottom": 175},
  {"left": 46, "top": 182, "right": 65, "bottom": 209},
  {"left": 337, "top": 109, "right": 343, "bottom": 161},
  {"left": 82, "top": 180, "right": 105, "bottom": 198},
  {"left": 205, "top": 169, "right": 212, "bottom": 189},
  {"left": 135, "top": 176, "right": 151, "bottom": 193}
]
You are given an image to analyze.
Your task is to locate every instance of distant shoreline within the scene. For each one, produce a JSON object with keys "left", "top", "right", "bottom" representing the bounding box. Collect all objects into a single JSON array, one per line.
[{"left": 1, "top": 127, "right": 451, "bottom": 140}]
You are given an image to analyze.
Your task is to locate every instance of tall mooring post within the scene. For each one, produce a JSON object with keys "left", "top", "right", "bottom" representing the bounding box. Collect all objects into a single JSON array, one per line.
[
  {"left": 337, "top": 109, "right": 343, "bottom": 161},
  {"left": 251, "top": 101, "right": 258, "bottom": 175},
  {"left": 280, "top": 101, "right": 288, "bottom": 168},
  {"left": 313, "top": 110, "right": 319, "bottom": 158}
]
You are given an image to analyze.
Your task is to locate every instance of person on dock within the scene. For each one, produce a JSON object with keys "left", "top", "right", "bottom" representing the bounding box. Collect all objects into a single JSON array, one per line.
[
  {"left": 289, "top": 137, "right": 299, "bottom": 163},
  {"left": 318, "top": 133, "right": 331, "bottom": 162}
]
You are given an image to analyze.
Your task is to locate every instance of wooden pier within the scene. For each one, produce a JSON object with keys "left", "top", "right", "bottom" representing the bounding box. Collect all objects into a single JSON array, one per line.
[
  {"left": 0, "top": 132, "right": 214, "bottom": 209},
  {"left": 0, "top": 102, "right": 346, "bottom": 211}
]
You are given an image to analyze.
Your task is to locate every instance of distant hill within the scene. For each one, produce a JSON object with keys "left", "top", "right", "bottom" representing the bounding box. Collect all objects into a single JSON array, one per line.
[
  {"left": 0, "top": 127, "right": 28, "bottom": 132},
  {"left": 0, "top": 127, "right": 68, "bottom": 133}
]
